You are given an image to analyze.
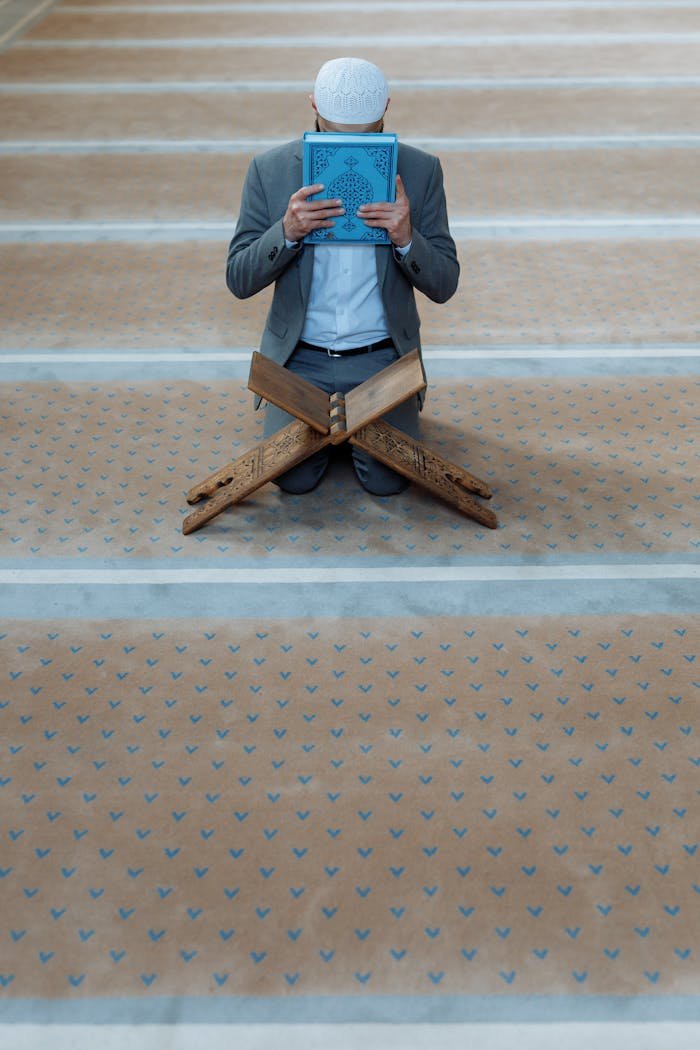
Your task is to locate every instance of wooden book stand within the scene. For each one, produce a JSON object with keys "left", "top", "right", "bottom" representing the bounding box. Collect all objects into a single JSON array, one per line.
[{"left": 182, "top": 349, "right": 497, "bottom": 534}]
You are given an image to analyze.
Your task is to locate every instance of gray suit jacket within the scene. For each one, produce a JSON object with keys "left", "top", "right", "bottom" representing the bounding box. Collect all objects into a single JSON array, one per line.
[{"left": 226, "top": 139, "right": 459, "bottom": 395}]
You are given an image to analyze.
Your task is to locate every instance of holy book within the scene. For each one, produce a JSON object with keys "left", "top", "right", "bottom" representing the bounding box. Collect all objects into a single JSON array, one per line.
[{"left": 302, "top": 130, "right": 398, "bottom": 244}]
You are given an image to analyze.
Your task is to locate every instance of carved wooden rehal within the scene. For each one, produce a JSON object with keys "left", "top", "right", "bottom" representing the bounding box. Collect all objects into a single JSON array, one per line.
[{"left": 182, "top": 349, "right": 497, "bottom": 534}]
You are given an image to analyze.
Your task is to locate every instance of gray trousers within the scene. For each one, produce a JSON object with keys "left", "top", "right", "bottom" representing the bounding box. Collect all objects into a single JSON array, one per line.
[{"left": 263, "top": 343, "right": 420, "bottom": 496}]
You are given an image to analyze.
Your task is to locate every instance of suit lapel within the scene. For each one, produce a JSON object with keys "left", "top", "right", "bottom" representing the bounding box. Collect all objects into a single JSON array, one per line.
[
  {"left": 298, "top": 243, "right": 314, "bottom": 309},
  {"left": 375, "top": 243, "right": 391, "bottom": 291},
  {"left": 291, "top": 141, "right": 315, "bottom": 308}
]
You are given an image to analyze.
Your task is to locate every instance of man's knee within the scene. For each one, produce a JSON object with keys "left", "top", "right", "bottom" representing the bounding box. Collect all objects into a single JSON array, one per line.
[
  {"left": 274, "top": 452, "right": 329, "bottom": 494},
  {"left": 353, "top": 452, "right": 409, "bottom": 496}
]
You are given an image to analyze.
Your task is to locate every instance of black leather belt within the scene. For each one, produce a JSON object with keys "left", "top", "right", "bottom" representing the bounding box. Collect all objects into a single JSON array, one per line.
[{"left": 297, "top": 337, "right": 395, "bottom": 358}]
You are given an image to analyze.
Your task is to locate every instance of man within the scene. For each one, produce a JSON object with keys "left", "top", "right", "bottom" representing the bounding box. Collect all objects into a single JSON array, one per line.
[{"left": 226, "top": 56, "right": 459, "bottom": 495}]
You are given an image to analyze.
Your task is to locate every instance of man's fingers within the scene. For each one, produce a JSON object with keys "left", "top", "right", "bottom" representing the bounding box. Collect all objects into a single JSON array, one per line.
[
  {"left": 295, "top": 184, "right": 343, "bottom": 208},
  {"left": 290, "top": 185, "right": 344, "bottom": 214},
  {"left": 358, "top": 204, "right": 393, "bottom": 217},
  {"left": 359, "top": 176, "right": 406, "bottom": 213},
  {"left": 355, "top": 183, "right": 412, "bottom": 247},
  {"left": 283, "top": 183, "right": 346, "bottom": 240},
  {"left": 294, "top": 183, "right": 325, "bottom": 200},
  {"left": 307, "top": 213, "right": 343, "bottom": 226},
  {"left": 358, "top": 199, "right": 408, "bottom": 219},
  {"left": 306, "top": 199, "right": 344, "bottom": 213}
]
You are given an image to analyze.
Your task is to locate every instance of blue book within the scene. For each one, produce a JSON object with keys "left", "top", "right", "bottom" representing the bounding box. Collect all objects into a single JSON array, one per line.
[{"left": 302, "top": 131, "right": 398, "bottom": 245}]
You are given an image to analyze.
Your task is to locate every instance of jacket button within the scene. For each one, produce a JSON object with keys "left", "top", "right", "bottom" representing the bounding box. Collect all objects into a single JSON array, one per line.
[
  {"left": 268, "top": 246, "right": 279, "bottom": 261},
  {"left": 411, "top": 261, "right": 420, "bottom": 274}
]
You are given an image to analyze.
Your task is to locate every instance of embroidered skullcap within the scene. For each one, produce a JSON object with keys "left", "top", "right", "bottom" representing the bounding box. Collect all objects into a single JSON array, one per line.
[{"left": 313, "top": 57, "right": 389, "bottom": 124}]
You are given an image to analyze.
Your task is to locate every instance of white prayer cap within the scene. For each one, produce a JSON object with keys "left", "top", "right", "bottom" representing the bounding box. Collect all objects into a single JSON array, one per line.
[{"left": 313, "top": 57, "right": 389, "bottom": 124}]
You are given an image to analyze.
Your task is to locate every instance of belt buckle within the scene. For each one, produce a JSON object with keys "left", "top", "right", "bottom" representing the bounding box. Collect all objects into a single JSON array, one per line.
[{"left": 327, "top": 347, "right": 344, "bottom": 357}]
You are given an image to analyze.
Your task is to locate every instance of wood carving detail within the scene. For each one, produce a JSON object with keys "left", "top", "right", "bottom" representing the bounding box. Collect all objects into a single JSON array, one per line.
[{"left": 350, "top": 421, "right": 498, "bottom": 530}]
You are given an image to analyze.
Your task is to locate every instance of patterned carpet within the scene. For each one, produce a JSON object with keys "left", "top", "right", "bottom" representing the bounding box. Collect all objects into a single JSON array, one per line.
[
  {"left": 0, "top": 0, "right": 698, "bottom": 1045},
  {"left": 2, "top": 615, "right": 698, "bottom": 999}
]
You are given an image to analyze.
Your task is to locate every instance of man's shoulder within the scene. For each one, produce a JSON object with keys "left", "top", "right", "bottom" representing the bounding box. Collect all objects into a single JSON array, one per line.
[
  {"left": 252, "top": 139, "right": 302, "bottom": 170},
  {"left": 397, "top": 140, "right": 439, "bottom": 171},
  {"left": 398, "top": 141, "right": 438, "bottom": 163}
]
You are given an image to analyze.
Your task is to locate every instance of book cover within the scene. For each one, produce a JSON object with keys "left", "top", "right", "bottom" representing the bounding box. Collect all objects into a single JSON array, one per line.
[{"left": 302, "top": 131, "right": 398, "bottom": 245}]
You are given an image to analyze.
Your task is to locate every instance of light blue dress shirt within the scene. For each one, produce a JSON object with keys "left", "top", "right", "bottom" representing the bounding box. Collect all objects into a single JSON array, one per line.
[{"left": 285, "top": 238, "right": 412, "bottom": 351}]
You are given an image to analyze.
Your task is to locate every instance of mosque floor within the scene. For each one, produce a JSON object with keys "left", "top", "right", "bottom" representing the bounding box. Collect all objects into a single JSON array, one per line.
[{"left": 0, "top": 0, "right": 698, "bottom": 1046}]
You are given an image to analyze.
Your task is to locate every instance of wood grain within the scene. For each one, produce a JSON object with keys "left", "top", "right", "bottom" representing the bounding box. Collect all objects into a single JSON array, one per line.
[
  {"left": 344, "top": 348, "right": 426, "bottom": 435},
  {"left": 248, "top": 351, "right": 330, "bottom": 434}
]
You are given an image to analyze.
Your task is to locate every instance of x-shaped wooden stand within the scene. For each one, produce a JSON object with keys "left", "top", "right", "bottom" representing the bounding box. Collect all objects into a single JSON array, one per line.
[{"left": 182, "top": 349, "right": 497, "bottom": 534}]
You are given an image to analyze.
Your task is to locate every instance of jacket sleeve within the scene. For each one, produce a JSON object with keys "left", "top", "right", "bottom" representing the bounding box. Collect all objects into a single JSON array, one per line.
[
  {"left": 394, "top": 156, "right": 459, "bottom": 304},
  {"left": 226, "top": 155, "right": 301, "bottom": 300}
]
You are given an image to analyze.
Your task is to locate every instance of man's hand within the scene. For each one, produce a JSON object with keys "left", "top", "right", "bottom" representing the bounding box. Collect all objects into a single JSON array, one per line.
[
  {"left": 357, "top": 174, "right": 412, "bottom": 248},
  {"left": 282, "top": 183, "right": 345, "bottom": 243}
]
